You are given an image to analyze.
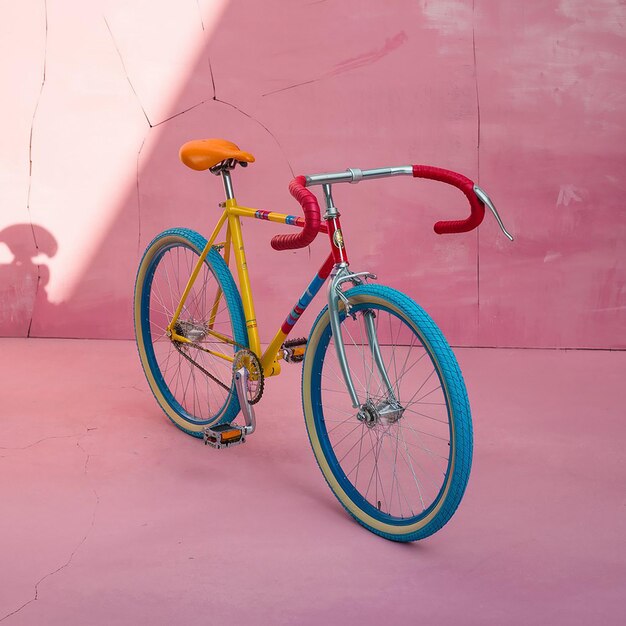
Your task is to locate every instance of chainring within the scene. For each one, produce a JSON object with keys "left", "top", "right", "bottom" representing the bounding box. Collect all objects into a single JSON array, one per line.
[{"left": 232, "top": 349, "right": 264, "bottom": 405}]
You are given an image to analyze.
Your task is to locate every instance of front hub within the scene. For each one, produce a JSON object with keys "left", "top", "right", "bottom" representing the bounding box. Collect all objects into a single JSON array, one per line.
[
  {"left": 356, "top": 399, "right": 379, "bottom": 428},
  {"left": 376, "top": 399, "right": 404, "bottom": 425},
  {"left": 356, "top": 398, "right": 404, "bottom": 428}
]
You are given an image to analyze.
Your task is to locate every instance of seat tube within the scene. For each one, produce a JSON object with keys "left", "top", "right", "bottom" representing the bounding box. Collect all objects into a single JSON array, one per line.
[{"left": 222, "top": 172, "right": 261, "bottom": 357}]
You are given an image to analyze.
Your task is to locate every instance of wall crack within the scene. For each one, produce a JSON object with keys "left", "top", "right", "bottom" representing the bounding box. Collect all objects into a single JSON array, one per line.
[
  {"left": 214, "top": 95, "right": 295, "bottom": 178},
  {"left": 209, "top": 57, "right": 216, "bottom": 100},
  {"left": 472, "top": 0, "right": 481, "bottom": 329},
  {"left": 195, "top": 0, "right": 205, "bottom": 31},
  {"left": 262, "top": 78, "right": 321, "bottom": 98},
  {"left": 152, "top": 101, "right": 208, "bottom": 128},
  {"left": 103, "top": 16, "right": 153, "bottom": 128},
  {"left": 262, "top": 31, "right": 407, "bottom": 97},
  {"left": 0, "top": 432, "right": 83, "bottom": 451},
  {"left": 25, "top": 0, "right": 48, "bottom": 338}
]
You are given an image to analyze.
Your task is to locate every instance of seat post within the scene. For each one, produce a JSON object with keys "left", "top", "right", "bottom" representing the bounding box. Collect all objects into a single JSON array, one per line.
[{"left": 221, "top": 170, "right": 235, "bottom": 200}]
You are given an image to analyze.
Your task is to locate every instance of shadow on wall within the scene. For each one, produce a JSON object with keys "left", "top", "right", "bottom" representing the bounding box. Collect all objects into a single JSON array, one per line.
[{"left": 0, "top": 224, "right": 57, "bottom": 337}]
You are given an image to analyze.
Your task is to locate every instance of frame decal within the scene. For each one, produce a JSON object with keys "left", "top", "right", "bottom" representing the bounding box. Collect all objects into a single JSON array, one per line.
[{"left": 281, "top": 272, "right": 327, "bottom": 334}]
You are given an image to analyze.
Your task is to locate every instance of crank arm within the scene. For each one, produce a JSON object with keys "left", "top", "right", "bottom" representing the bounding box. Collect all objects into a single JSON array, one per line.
[{"left": 234, "top": 366, "right": 256, "bottom": 435}]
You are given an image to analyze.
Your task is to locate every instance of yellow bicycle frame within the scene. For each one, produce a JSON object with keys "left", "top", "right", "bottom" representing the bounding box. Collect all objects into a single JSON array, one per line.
[{"left": 166, "top": 196, "right": 324, "bottom": 378}]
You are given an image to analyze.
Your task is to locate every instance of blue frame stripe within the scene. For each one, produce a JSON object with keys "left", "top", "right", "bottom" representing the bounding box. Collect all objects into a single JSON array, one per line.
[{"left": 283, "top": 272, "right": 327, "bottom": 329}]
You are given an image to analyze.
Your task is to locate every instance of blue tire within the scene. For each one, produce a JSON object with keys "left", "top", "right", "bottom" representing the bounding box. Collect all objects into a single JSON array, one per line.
[
  {"left": 302, "top": 284, "right": 472, "bottom": 541},
  {"left": 134, "top": 228, "right": 247, "bottom": 437}
]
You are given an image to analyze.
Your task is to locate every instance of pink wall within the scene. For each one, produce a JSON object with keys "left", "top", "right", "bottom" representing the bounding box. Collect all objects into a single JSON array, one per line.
[{"left": 1, "top": 1, "right": 624, "bottom": 348}]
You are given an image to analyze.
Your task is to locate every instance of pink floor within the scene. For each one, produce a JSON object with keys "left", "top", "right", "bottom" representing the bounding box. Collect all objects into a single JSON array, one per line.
[{"left": 1, "top": 339, "right": 624, "bottom": 625}]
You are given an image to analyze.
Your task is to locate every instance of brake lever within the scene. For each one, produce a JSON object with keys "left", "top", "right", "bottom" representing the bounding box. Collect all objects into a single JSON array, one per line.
[{"left": 473, "top": 185, "right": 514, "bottom": 241}]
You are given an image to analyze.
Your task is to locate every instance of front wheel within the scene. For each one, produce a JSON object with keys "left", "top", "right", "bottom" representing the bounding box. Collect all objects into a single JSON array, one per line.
[{"left": 302, "top": 284, "right": 473, "bottom": 542}]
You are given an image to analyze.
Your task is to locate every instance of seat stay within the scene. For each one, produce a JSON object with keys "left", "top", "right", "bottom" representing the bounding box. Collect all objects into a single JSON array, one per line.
[
  {"left": 207, "top": 222, "right": 231, "bottom": 331},
  {"left": 167, "top": 210, "right": 228, "bottom": 333}
]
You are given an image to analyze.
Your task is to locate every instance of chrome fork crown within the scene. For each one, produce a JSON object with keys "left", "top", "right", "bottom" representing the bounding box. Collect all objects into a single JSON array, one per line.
[{"left": 327, "top": 264, "right": 398, "bottom": 410}]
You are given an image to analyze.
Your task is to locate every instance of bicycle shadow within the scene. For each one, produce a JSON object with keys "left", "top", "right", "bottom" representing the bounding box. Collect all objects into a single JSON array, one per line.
[
  {"left": 245, "top": 434, "right": 425, "bottom": 552},
  {"left": 0, "top": 224, "right": 58, "bottom": 336}
]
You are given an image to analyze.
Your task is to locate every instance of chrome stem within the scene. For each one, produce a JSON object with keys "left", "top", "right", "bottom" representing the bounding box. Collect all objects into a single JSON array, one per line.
[{"left": 322, "top": 183, "right": 339, "bottom": 218}]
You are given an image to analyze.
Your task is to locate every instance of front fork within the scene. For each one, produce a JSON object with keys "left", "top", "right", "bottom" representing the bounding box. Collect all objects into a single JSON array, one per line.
[{"left": 327, "top": 264, "right": 397, "bottom": 409}]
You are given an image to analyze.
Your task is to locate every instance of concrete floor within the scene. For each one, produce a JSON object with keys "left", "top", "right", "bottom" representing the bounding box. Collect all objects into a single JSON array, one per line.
[{"left": 0, "top": 338, "right": 624, "bottom": 625}]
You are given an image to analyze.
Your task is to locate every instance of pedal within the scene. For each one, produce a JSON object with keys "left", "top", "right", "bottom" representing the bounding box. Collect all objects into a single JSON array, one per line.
[
  {"left": 203, "top": 423, "right": 246, "bottom": 449},
  {"left": 281, "top": 337, "right": 307, "bottom": 363},
  {"left": 204, "top": 365, "right": 257, "bottom": 449}
]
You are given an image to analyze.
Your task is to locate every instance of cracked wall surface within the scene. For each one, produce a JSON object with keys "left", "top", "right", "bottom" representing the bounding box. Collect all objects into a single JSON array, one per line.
[{"left": 1, "top": 0, "right": 625, "bottom": 348}]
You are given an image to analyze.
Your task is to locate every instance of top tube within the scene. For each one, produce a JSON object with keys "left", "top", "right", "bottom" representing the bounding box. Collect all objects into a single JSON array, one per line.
[{"left": 304, "top": 165, "right": 413, "bottom": 187}]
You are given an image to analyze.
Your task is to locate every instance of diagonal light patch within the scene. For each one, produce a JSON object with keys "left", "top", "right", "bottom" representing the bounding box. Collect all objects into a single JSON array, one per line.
[{"left": 40, "top": 0, "right": 228, "bottom": 303}]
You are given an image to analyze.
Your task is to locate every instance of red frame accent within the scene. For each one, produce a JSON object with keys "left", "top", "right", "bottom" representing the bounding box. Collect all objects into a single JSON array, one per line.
[
  {"left": 270, "top": 174, "right": 349, "bottom": 338},
  {"left": 318, "top": 252, "right": 335, "bottom": 279},
  {"left": 269, "top": 162, "right": 487, "bottom": 342},
  {"left": 325, "top": 215, "right": 349, "bottom": 265}
]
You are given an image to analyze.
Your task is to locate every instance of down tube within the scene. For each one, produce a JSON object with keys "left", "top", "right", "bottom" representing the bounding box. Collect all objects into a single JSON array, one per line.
[{"left": 261, "top": 254, "right": 335, "bottom": 373}]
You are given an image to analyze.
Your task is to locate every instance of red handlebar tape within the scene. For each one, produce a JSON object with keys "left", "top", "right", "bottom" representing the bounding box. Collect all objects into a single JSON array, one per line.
[
  {"left": 271, "top": 176, "right": 322, "bottom": 250},
  {"left": 412, "top": 164, "right": 485, "bottom": 234},
  {"left": 272, "top": 166, "right": 483, "bottom": 249}
]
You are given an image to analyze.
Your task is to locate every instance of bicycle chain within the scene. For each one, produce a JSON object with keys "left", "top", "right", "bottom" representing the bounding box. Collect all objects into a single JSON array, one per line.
[
  {"left": 172, "top": 340, "right": 232, "bottom": 393},
  {"left": 281, "top": 336, "right": 307, "bottom": 363},
  {"left": 171, "top": 337, "right": 265, "bottom": 403},
  {"left": 282, "top": 336, "right": 307, "bottom": 348}
]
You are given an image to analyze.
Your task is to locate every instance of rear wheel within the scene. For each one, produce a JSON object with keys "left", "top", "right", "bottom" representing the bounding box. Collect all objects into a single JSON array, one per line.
[
  {"left": 134, "top": 228, "right": 247, "bottom": 436},
  {"left": 302, "top": 284, "right": 472, "bottom": 541}
]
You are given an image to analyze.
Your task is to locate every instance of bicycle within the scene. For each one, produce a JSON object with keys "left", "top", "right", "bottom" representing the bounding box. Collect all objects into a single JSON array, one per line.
[{"left": 134, "top": 138, "right": 513, "bottom": 542}]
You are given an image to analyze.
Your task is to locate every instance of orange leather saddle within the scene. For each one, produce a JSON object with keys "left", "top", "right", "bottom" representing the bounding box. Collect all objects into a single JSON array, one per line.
[{"left": 179, "top": 138, "right": 255, "bottom": 171}]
